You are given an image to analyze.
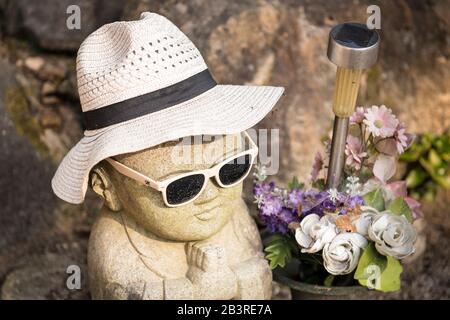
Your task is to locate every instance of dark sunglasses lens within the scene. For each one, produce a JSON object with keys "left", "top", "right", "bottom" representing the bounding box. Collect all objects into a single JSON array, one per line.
[
  {"left": 166, "top": 174, "right": 205, "bottom": 205},
  {"left": 219, "top": 155, "right": 252, "bottom": 186}
]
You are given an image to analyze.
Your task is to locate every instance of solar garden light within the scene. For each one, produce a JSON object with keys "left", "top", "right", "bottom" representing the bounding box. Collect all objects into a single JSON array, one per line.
[{"left": 325, "top": 23, "right": 380, "bottom": 189}]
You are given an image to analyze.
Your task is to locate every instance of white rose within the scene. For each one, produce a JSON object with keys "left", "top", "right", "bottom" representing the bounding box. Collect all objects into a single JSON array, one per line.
[
  {"left": 323, "top": 233, "right": 368, "bottom": 275},
  {"left": 353, "top": 206, "right": 379, "bottom": 237},
  {"left": 294, "top": 214, "right": 338, "bottom": 253},
  {"left": 368, "top": 212, "right": 417, "bottom": 259}
]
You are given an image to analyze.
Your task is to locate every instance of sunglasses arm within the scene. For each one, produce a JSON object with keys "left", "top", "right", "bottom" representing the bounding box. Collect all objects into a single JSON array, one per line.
[{"left": 104, "top": 158, "right": 161, "bottom": 190}]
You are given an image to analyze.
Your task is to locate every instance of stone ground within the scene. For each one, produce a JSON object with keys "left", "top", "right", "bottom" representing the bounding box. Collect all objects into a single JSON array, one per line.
[{"left": 0, "top": 0, "right": 448, "bottom": 299}]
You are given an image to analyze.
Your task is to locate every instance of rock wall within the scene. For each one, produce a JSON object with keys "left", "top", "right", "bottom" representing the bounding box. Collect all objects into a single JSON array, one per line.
[{"left": 124, "top": 0, "right": 449, "bottom": 181}]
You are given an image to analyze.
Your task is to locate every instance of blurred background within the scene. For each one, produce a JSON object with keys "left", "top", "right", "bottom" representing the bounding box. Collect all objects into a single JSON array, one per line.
[{"left": 0, "top": 0, "right": 448, "bottom": 299}]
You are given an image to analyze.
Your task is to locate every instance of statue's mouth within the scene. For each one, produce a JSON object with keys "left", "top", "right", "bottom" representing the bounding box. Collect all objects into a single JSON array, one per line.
[{"left": 195, "top": 205, "right": 220, "bottom": 221}]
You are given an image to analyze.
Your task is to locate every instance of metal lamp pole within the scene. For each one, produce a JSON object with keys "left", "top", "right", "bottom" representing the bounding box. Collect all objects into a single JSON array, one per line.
[{"left": 325, "top": 23, "right": 380, "bottom": 189}]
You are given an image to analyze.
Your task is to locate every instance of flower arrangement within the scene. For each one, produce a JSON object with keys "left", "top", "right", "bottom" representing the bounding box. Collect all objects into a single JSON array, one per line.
[{"left": 254, "top": 105, "right": 421, "bottom": 292}]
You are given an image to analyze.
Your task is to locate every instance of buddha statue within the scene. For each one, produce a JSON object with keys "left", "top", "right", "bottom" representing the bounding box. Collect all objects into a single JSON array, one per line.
[{"left": 87, "top": 133, "right": 272, "bottom": 299}]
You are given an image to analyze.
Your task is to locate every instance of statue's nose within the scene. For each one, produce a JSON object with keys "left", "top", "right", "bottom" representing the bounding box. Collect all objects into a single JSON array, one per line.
[{"left": 194, "top": 180, "right": 219, "bottom": 205}]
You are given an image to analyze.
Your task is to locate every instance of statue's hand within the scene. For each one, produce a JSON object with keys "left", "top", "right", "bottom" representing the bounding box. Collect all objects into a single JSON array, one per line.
[{"left": 186, "top": 242, "right": 237, "bottom": 300}]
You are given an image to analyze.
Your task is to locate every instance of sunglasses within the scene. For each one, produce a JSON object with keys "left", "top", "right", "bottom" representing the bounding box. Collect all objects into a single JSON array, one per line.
[{"left": 105, "top": 132, "right": 258, "bottom": 207}]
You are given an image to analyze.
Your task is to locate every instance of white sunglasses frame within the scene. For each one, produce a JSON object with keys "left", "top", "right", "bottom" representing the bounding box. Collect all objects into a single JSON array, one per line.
[{"left": 105, "top": 131, "right": 258, "bottom": 207}]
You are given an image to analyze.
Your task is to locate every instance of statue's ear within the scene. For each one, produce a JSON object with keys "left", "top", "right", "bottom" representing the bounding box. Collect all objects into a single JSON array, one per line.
[{"left": 90, "top": 164, "right": 122, "bottom": 212}]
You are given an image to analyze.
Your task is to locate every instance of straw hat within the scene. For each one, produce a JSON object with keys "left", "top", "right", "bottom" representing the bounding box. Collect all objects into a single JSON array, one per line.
[{"left": 52, "top": 12, "right": 284, "bottom": 204}]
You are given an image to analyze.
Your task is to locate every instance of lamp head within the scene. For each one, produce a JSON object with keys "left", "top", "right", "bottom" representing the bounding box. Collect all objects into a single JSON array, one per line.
[{"left": 327, "top": 22, "right": 380, "bottom": 69}]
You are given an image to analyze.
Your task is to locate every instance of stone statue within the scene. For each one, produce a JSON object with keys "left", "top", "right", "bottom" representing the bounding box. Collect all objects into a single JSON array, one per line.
[
  {"left": 87, "top": 134, "right": 272, "bottom": 300},
  {"left": 51, "top": 12, "right": 284, "bottom": 300}
]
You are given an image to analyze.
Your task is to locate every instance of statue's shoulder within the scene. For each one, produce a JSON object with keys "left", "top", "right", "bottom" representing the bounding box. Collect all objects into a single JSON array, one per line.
[
  {"left": 89, "top": 208, "right": 187, "bottom": 279},
  {"left": 88, "top": 209, "right": 168, "bottom": 299},
  {"left": 88, "top": 209, "right": 137, "bottom": 265},
  {"left": 90, "top": 209, "right": 128, "bottom": 246},
  {"left": 89, "top": 208, "right": 160, "bottom": 258}
]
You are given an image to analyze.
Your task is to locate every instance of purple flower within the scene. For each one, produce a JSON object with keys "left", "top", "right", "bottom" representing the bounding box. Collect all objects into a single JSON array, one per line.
[
  {"left": 253, "top": 182, "right": 275, "bottom": 197},
  {"left": 320, "top": 198, "right": 338, "bottom": 213},
  {"left": 260, "top": 194, "right": 283, "bottom": 217},
  {"left": 255, "top": 187, "right": 300, "bottom": 234},
  {"left": 287, "top": 189, "right": 327, "bottom": 215},
  {"left": 258, "top": 193, "right": 298, "bottom": 234},
  {"left": 254, "top": 178, "right": 367, "bottom": 235},
  {"left": 287, "top": 189, "right": 303, "bottom": 209},
  {"left": 301, "top": 191, "right": 331, "bottom": 216},
  {"left": 314, "top": 192, "right": 364, "bottom": 216},
  {"left": 345, "top": 195, "right": 364, "bottom": 208},
  {"left": 261, "top": 208, "right": 298, "bottom": 234}
]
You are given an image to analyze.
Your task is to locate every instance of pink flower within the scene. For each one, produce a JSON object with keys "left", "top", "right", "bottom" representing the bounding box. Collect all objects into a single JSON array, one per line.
[
  {"left": 405, "top": 197, "right": 423, "bottom": 220},
  {"left": 394, "top": 123, "right": 408, "bottom": 154},
  {"left": 350, "top": 107, "right": 365, "bottom": 124},
  {"left": 310, "top": 152, "right": 324, "bottom": 182},
  {"left": 345, "top": 135, "right": 367, "bottom": 170},
  {"left": 363, "top": 105, "right": 399, "bottom": 138},
  {"left": 373, "top": 154, "right": 396, "bottom": 183},
  {"left": 385, "top": 181, "right": 407, "bottom": 198}
]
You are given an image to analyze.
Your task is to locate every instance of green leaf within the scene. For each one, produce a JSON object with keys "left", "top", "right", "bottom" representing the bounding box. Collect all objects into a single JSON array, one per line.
[
  {"left": 419, "top": 158, "right": 450, "bottom": 189},
  {"left": 264, "top": 234, "right": 297, "bottom": 269},
  {"left": 388, "top": 197, "right": 413, "bottom": 223},
  {"left": 424, "top": 187, "right": 437, "bottom": 201},
  {"left": 380, "top": 256, "right": 403, "bottom": 292},
  {"left": 400, "top": 133, "right": 432, "bottom": 162},
  {"left": 432, "top": 133, "right": 450, "bottom": 161},
  {"left": 428, "top": 149, "right": 442, "bottom": 167},
  {"left": 288, "top": 176, "right": 304, "bottom": 190},
  {"left": 323, "top": 274, "right": 334, "bottom": 287},
  {"left": 434, "top": 174, "right": 450, "bottom": 189},
  {"left": 405, "top": 167, "right": 428, "bottom": 189},
  {"left": 363, "top": 188, "right": 385, "bottom": 211},
  {"left": 312, "top": 178, "right": 325, "bottom": 190},
  {"left": 399, "top": 150, "right": 421, "bottom": 162},
  {"left": 354, "top": 243, "right": 403, "bottom": 292},
  {"left": 354, "top": 243, "right": 387, "bottom": 284}
]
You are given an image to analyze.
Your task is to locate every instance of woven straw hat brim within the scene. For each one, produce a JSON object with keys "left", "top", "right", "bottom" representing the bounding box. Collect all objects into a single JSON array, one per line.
[{"left": 52, "top": 84, "right": 284, "bottom": 204}]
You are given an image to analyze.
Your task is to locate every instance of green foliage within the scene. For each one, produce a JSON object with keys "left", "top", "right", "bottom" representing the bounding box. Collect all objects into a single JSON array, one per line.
[
  {"left": 264, "top": 234, "right": 297, "bottom": 269},
  {"left": 298, "top": 252, "right": 323, "bottom": 265},
  {"left": 312, "top": 178, "right": 326, "bottom": 190},
  {"left": 354, "top": 243, "right": 403, "bottom": 292},
  {"left": 381, "top": 256, "right": 403, "bottom": 292},
  {"left": 323, "top": 274, "right": 335, "bottom": 287},
  {"left": 400, "top": 132, "right": 450, "bottom": 200},
  {"left": 363, "top": 188, "right": 385, "bottom": 211},
  {"left": 405, "top": 167, "right": 428, "bottom": 189},
  {"left": 5, "top": 87, "right": 49, "bottom": 157},
  {"left": 288, "top": 176, "right": 304, "bottom": 190},
  {"left": 388, "top": 197, "right": 413, "bottom": 222}
]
